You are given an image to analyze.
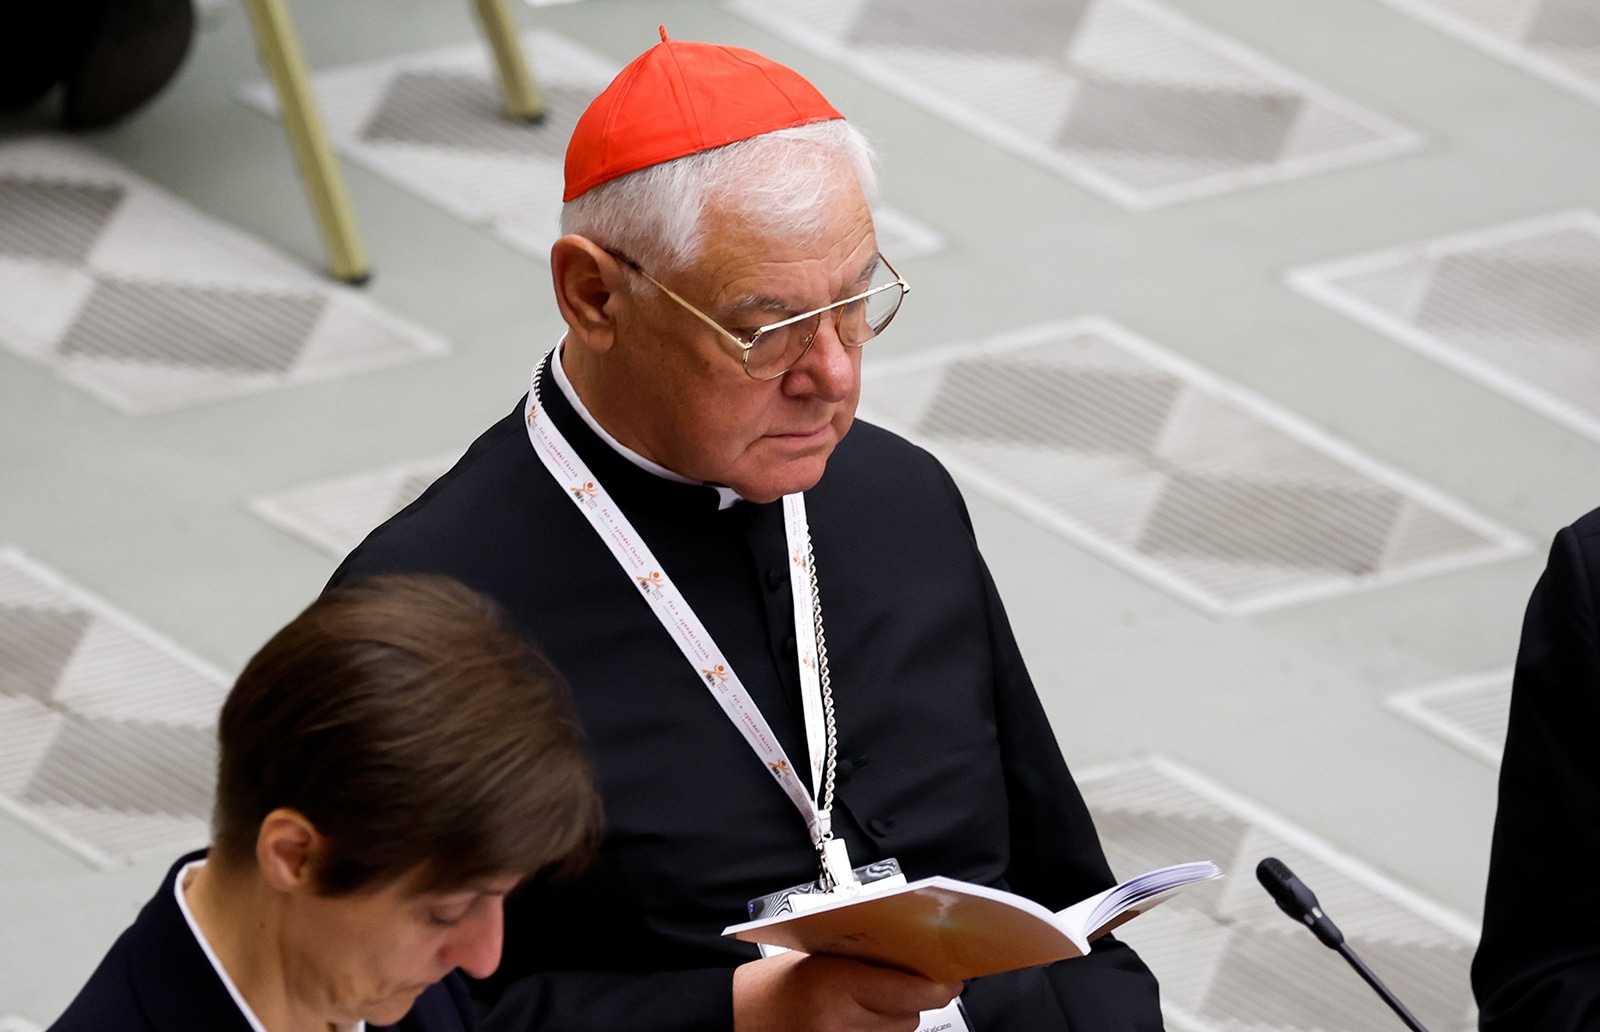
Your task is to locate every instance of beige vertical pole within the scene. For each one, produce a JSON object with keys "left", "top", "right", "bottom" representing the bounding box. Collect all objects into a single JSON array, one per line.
[
  {"left": 471, "top": 0, "right": 545, "bottom": 122},
  {"left": 241, "top": 0, "right": 371, "bottom": 284}
]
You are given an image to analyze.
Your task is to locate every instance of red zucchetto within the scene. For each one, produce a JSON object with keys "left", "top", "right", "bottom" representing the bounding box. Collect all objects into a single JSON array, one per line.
[{"left": 562, "top": 27, "right": 844, "bottom": 202}]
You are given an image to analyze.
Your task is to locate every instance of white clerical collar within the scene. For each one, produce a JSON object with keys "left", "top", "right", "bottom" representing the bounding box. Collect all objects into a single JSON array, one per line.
[
  {"left": 175, "top": 859, "right": 365, "bottom": 1032},
  {"left": 551, "top": 343, "right": 743, "bottom": 510}
]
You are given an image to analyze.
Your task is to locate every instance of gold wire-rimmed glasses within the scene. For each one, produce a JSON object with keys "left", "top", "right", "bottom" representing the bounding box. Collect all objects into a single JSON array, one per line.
[{"left": 604, "top": 247, "right": 909, "bottom": 381}]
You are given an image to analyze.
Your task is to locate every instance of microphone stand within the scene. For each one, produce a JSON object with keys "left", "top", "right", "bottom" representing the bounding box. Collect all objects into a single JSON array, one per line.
[{"left": 1336, "top": 941, "right": 1430, "bottom": 1032}]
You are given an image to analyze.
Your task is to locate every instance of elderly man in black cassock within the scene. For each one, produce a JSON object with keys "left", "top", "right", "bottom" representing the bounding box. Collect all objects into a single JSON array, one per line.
[{"left": 331, "top": 30, "right": 1165, "bottom": 1032}]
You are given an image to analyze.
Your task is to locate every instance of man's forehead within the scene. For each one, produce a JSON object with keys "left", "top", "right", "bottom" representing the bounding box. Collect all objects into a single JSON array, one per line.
[
  {"left": 716, "top": 251, "right": 881, "bottom": 315},
  {"left": 697, "top": 198, "right": 880, "bottom": 306}
]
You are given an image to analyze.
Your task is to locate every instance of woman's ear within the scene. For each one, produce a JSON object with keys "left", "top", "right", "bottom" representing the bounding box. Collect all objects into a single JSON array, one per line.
[
  {"left": 255, "top": 808, "right": 325, "bottom": 894},
  {"left": 550, "top": 235, "right": 626, "bottom": 356}
]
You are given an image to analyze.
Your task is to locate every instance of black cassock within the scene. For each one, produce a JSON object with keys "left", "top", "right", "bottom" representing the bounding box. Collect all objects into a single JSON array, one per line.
[
  {"left": 49, "top": 851, "right": 474, "bottom": 1032},
  {"left": 1474, "top": 507, "right": 1600, "bottom": 1030},
  {"left": 331, "top": 354, "right": 1164, "bottom": 1032}
]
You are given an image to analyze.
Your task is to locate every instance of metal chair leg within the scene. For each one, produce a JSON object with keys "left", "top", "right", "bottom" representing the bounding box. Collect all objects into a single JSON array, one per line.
[
  {"left": 241, "top": 0, "right": 371, "bottom": 284},
  {"left": 470, "top": 0, "right": 545, "bottom": 122}
]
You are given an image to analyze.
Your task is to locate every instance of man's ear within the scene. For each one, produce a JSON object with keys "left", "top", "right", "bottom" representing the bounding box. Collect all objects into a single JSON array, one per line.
[
  {"left": 550, "top": 235, "right": 626, "bottom": 356},
  {"left": 256, "top": 808, "right": 326, "bottom": 895}
]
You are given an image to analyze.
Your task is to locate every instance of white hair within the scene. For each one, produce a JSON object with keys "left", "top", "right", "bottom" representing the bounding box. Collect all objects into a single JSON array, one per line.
[{"left": 559, "top": 119, "right": 879, "bottom": 274}]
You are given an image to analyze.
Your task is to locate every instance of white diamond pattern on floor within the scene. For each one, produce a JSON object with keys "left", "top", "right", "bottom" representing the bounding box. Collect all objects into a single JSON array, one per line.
[
  {"left": 1377, "top": 0, "right": 1600, "bottom": 106},
  {"left": 1290, "top": 211, "right": 1600, "bottom": 443},
  {"left": 0, "top": 139, "right": 446, "bottom": 414},
  {"left": 728, "top": 0, "right": 1420, "bottom": 209},
  {"left": 860, "top": 318, "right": 1526, "bottom": 614},
  {"left": 0, "top": 549, "right": 225, "bottom": 866},
  {"left": 1081, "top": 757, "right": 1477, "bottom": 1032},
  {"left": 249, "top": 454, "right": 460, "bottom": 559},
  {"left": 239, "top": 32, "right": 945, "bottom": 262},
  {"left": 1386, "top": 669, "right": 1511, "bottom": 765}
]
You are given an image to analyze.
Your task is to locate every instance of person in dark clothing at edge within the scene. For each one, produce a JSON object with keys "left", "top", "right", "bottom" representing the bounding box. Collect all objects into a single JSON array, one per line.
[
  {"left": 331, "top": 29, "right": 1165, "bottom": 1032},
  {"left": 1475, "top": 507, "right": 1600, "bottom": 1030},
  {"left": 49, "top": 575, "right": 602, "bottom": 1032}
]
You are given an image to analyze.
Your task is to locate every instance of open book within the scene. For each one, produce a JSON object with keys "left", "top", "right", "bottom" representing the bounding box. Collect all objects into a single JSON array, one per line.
[{"left": 723, "top": 861, "right": 1221, "bottom": 983}]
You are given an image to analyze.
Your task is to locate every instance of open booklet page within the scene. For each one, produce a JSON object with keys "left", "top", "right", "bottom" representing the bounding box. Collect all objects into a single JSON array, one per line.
[
  {"left": 1058, "top": 860, "right": 1226, "bottom": 940},
  {"left": 724, "top": 861, "right": 1221, "bottom": 983}
]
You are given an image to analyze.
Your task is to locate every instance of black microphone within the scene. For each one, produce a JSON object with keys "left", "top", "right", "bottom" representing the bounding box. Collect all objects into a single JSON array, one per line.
[{"left": 1256, "top": 858, "right": 1432, "bottom": 1032}]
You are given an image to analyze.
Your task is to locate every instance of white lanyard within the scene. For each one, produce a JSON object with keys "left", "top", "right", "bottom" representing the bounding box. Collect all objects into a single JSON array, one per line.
[{"left": 524, "top": 355, "right": 855, "bottom": 886}]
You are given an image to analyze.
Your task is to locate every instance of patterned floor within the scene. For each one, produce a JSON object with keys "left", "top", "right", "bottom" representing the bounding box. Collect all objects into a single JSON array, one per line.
[
  {"left": 0, "top": 549, "right": 222, "bottom": 867},
  {"left": 1290, "top": 211, "right": 1600, "bottom": 444},
  {"left": 6, "top": 0, "right": 1599, "bottom": 1023},
  {"left": 1387, "top": 670, "right": 1512, "bottom": 765},
  {"left": 730, "top": 0, "right": 1421, "bottom": 208},
  {"left": 1378, "top": 0, "right": 1600, "bottom": 106},
  {"left": 861, "top": 318, "right": 1526, "bottom": 614},
  {"left": 1082, "top": 758, "right": 1477, "bottom": 1032},
  {"left": 0, "top": 139, "right": 445, "bottom": 414},
  {"left": 249, "top": 454, "right": 460, "bottom": 558},
  {"left": 239, "top": 31, "right": 944, "bottom": 261}
]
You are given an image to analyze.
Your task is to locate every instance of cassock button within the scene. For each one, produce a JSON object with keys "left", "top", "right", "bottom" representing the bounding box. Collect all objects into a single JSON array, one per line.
[
  {"left": 867, "top": 817, "right": 895, "bottom": 838},
  {"left": 765, "top": 568, "right": 785, "bottom": 591},
  {"left": 782, "top": 635, "right": 797, "bottom": 660},
  {"left": 832, "top": 748, "right": 870, "bottom": 780}
]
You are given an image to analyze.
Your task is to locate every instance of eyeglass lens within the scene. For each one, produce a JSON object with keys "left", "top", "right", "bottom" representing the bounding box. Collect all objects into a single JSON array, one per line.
[{"left": 745, "top": 274, "right": 905, "bottom": 379}]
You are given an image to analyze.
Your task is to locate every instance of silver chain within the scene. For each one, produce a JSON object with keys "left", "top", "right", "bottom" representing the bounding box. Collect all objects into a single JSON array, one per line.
[
  {"left": 804, "top": 529, "right": 850, "bottom": 892},
  {"left": 807, "top": 531, "right": 839, "bottom": 823}
]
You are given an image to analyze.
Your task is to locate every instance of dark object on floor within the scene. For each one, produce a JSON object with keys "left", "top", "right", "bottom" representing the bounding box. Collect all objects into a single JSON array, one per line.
[{"left": 0, "top": 0, "right": 195, "bottom": 128}]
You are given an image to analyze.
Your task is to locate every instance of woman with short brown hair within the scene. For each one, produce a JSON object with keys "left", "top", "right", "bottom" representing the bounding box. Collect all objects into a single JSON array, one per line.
[{"left": 50, "top": 574, "right": 602, "bottom": 1032}]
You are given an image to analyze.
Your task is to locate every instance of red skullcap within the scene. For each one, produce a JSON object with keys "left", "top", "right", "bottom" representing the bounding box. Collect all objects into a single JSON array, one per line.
[{"left": 562, "top": 27, "right": 844, "bottom": 202}]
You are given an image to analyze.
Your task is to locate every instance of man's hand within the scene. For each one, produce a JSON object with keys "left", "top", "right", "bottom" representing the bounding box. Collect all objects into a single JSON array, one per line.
[{"left": 733, "top": 951, "right": 961, "bottom": 1032}]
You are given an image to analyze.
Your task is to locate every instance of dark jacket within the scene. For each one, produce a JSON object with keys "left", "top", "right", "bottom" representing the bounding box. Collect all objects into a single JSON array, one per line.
[
  {"left": 1474, "top": 508, "right": 1600, "bottom": 1030},
  {"left": 49, "top": 851, "right": 475, "bottom": 1032},
  {"left": 331, "top": 353, "right": 1164, "bottom": 1032}
]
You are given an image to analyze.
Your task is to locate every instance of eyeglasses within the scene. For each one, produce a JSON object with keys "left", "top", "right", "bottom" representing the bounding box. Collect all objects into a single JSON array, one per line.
[{"left": 605, "top": 248, "right": 909, "bottom": 381}]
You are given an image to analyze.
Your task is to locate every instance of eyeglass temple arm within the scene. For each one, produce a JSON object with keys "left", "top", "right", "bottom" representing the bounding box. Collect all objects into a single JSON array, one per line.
[{"left": 614, "top": 255, "right": 757, "bottom": 353}]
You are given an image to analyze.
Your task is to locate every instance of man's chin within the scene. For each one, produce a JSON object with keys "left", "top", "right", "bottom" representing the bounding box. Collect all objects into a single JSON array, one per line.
[{"left": 728, "top": 457, "right": 830, "bottom": 504}]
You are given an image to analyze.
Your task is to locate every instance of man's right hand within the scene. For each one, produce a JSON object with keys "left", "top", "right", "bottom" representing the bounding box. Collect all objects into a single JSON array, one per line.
[{"left": 732, "top": 950, "right": 962, "bottom": 1032}]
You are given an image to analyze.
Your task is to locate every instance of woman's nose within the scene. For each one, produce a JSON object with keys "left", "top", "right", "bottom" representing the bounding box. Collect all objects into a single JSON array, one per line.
[{"left": 444, "top": 899, "right": 505, "bottom": 980}]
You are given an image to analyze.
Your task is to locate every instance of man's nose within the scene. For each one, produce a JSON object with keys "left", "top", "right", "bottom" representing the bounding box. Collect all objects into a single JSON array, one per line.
[
  {"left": 786, "top": 313, "right": 857, "bottom": 401},
  {"left": 443, "top": 900, "right": 505, "bottom": 980}
]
